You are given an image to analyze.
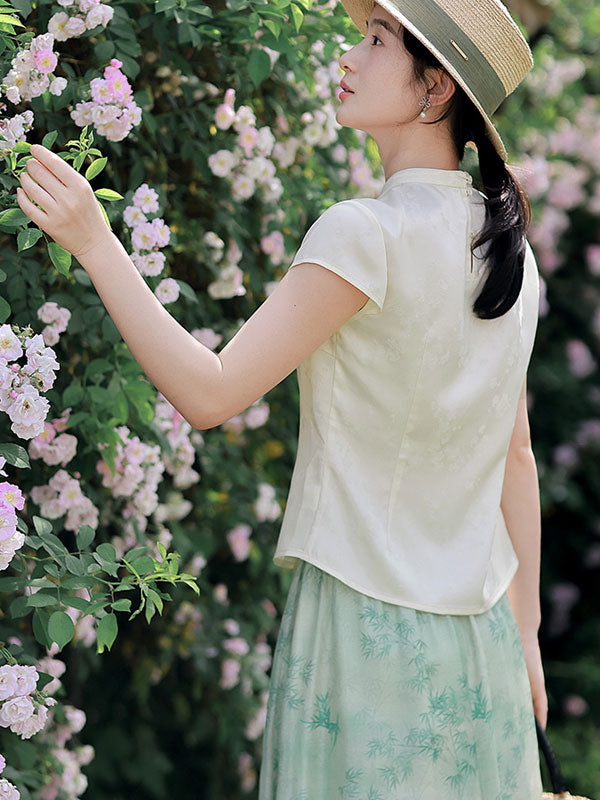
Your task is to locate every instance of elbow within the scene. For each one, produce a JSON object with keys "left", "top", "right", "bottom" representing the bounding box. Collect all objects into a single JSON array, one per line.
[
  {"left": 506, "top": 440, "right": 535, "bottom": 465},
  {"left": 192, "top": 399, "right": 227, "bottom": 430},
  {"left": 196, "top": 420, "right": 221, "bottom": 432},
  {"left": 192, "top": 411, "right": 221, "bottom": 431}
]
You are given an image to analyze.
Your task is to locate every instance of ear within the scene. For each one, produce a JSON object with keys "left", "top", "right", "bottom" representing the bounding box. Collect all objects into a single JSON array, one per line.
[{"left": 425, "top": 67, "right": 457, "bottom": 107}]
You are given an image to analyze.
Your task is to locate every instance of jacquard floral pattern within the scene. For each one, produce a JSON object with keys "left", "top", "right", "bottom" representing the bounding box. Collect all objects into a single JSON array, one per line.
[{"left": 258, "top": 560, "right": 544, "bottom": 800}]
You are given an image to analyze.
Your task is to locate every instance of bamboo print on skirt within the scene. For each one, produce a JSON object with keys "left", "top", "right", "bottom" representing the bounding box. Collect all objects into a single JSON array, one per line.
[{"left": 258, "top": 559, "right": 544, "bottom": 800}]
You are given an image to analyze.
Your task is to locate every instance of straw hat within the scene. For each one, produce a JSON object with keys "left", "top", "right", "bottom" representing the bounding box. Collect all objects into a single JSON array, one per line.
[{"left": 338, "top": 0, "right": 534, "bottom": 162}]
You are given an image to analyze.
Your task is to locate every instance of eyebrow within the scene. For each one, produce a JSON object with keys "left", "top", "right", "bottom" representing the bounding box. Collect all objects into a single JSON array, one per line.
[{"left": 366, "top": 17, "right": 401, "bottom": 37}]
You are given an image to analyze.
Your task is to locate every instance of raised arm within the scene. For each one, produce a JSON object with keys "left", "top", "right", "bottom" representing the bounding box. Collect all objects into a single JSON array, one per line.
[
  {"left": 76, "top": 231, "right": 374, "bottom": 430},
  {"left": 14, "top": 147, "right": 382, "bottom": 434}
]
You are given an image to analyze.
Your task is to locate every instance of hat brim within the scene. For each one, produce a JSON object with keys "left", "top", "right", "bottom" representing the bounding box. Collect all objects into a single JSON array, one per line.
[{"left": 339, "top": 0, "right": 509, "bottom": 162}]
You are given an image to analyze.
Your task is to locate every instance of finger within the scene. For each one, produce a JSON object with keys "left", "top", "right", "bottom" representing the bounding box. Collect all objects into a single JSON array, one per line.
[
  {"left": 26, "top": 157, "right": 67, "bottom": 197},
  {"left": 30, "top": 143, "right": 75, "bottom": 188},
  {"left": 20, "top": 171, "right": 56, "bottom": 214},
  {"left": 16, "top": 186, "right": 49, "bottom": 229}
]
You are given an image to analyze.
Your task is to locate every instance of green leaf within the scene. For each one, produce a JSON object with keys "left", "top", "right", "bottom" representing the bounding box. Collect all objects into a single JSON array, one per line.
[
  {"left": 37, "top": 529, "right": 68, "bottom": 554},
  {"left": 63, "top": 381, "right": 83, "bottom": 407},
  {"left": 124, "top": 379, "right": 155, "bottom": 403},
  {"left": 175, "top": 280, "right": 198, "bottom": 303},
  {"left": 84, "top": 358, "right": 113, "bottom": 380},
  {"left": 10, "top": 595, "right": 32, "bottom": 619},
  {"left": 0, "top": 207, "right": 29, "bottom": 231},
  {"left": 65, "top": 554, "right": 85, "bottom": 575},
  {"left": 25, "top": 592, "right": 58, "bottom": 607},
  {"left": 96, "top": 542, "right": 117, "bottom": 562},
  {"left": 94, "top": 188, "right": 123, "bottom": 201},
  {"left": 94, "top": 40, "right": 115, "bottom": 61},
  {"left": 123, "top": 546, "right": 148, "bottom": 562},
  {"left": 248, "top": 48, "right": 271, "bottom": 89},
  {"left": 33, "top": 516, "right": 52, "bottom": 537},
  {"left": 92, "top": 553, "right": 119, "bottom": 577},
  {"left": 10, "top": 141, "right": 31, "bottom": 153},
  {"left": 61, "top": 576, "right": 98, "bottom": 590},
  {"left": 76, "top": 524, "right": 96, "bottom": 551},
  {"left": 17, "top": 227, "right": 43, "bottom": 251},
  {"left": 263, "top": 18, "right": 280, "bottom": 38},
  {"left": 72, "top": 268, "right": 93, "bottom": 287},
  {"left": 0, "top": 13, "right": 25, "bottom": 25},
  {"left": 48, "top": 610, "right": 75, "bottom": 650},
  {"left": 290, "top": 3, "right": 303, "bottom": 30},
  {"left": 0, "top": 576, "right": 26, "bottom": 591},
  {"left": 144, "top": 597, "right": 156, "bottom": 623},
  {"left": 138, "top": 401, "right": 154, "bottom": 425},
  {"left": 42, "top": 130, "right": 59, "bottom": 149},
  {"left": 154, "top": 0, "right": 177, "bottom": 11},
  {"left": 146, "top": 588, "right": 164, "bottom": 614},
  {"left": 108, "top": 391, "right": 128, "bottom": 425},
  {"left": 32, "top": 608, "right": 50, "bottom": 647},
  {"left": 64, "top": 596, "right": 91, "bottom": 611},
  {"left": 96, "top": 612, "right": 118, "bottom": 653},
  {"left": 0, "top": 296, "right": 9, "bottom": 324},
  {"left": 127, "top": 555, "right": 154, "bottom": 575},
  {"left": 111, "top": 598, "right": 131, "bottom": 612},
  {"left": 84, "top": 157, "right": 107, "bottom": 181},
  {"left": 181, "top": 579, "right": 200, "bottom": 596},
  {"left": 0, "top": 443, "right": 30, "bottom": 469},
  {"left": 87, "top": 385, "right": 112, "bottom": 407},
  {"left": 47, "top": 241, "right": 72, "bottom": 277}
]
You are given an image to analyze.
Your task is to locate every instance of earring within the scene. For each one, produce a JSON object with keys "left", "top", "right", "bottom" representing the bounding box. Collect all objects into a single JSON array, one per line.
[{"left": 419, "top": 95, "right": 431, "bottom": 117}]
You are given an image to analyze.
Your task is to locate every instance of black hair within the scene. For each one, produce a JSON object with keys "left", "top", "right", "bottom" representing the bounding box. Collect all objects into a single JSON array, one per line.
[{"left": 401, "top": 26, "right": 532, "bottom": 320}]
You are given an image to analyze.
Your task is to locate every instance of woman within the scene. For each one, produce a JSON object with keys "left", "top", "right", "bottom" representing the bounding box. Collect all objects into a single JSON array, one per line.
[
  {"left": 14, "top": 0, "right": 547, "bottom": 795},
  {"left": 258, "top": 1, "right": 548, "bottom": 798}
]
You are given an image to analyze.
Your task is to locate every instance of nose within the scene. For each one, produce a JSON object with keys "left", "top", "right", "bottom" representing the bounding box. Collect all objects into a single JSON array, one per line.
[{"left": 339, "top": 44, "right": 356, "bottom": 75}]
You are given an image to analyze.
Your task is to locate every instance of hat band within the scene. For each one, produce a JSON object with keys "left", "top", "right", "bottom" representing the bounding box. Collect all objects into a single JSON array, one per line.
[{"left": 393, "top": 0, "right": 506, "bottom": 115}]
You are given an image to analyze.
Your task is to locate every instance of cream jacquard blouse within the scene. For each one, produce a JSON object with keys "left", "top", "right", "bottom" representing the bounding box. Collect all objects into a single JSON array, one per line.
[{"left": 273, "top": 167, "right": 540, "bottom": 614}]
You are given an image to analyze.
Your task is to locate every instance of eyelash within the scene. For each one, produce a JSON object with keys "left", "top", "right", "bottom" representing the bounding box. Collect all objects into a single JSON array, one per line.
[{"left": 370, "top": 34, "right": 382, "bottom": 46}]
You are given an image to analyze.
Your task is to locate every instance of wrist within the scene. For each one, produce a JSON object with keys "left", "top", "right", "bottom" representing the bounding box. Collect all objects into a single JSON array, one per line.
[{"left": 75, "top": 227, "right": 117, "bottom": 268}]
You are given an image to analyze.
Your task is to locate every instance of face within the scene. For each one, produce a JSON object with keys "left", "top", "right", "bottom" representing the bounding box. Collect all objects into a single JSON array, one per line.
[{"left": 336, "top": 3, "right": 456, "bottom": 158}]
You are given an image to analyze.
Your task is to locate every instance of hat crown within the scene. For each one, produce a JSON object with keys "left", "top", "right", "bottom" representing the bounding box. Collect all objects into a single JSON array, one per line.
[{"left": 435, "top": 0, "right": 533, "bottom": 96}]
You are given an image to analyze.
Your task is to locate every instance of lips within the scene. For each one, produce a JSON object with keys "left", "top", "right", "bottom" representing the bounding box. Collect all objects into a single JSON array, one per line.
[{"left": 340, "top": 81, "right": 354, "bottom": 93}]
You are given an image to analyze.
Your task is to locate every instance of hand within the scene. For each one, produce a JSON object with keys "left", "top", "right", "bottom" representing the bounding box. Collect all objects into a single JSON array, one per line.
[
  {"left": 520, "top": 634, "right": 548, "bottom": 731},
  {"left": 15, "top": 143, "right": 111, "bottom": 261}
]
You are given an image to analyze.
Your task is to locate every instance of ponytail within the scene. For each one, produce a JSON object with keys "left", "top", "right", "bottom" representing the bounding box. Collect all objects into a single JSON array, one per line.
[
  {"left": 401, "top": 26, "right": 533, "bottom": 320},
  {"left": 463, "top": 105, "right": 532, "bottom": 319}
]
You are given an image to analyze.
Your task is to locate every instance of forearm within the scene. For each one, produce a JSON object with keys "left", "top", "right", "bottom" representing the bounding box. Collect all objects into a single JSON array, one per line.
[
  {"left": 78, "top": 230, "right": 222, "bottom": 429},
  {"left": 500, "top": 446, "right": 542, "bottom": 638}
]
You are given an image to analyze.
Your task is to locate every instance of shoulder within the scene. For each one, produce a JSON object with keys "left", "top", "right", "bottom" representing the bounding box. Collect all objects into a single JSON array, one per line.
[
  {"left": 311, "top": 198, "right": 383, "bottom": 232},
  {"left": 300, "top": 199, "right": 387, "bottom": 258}
]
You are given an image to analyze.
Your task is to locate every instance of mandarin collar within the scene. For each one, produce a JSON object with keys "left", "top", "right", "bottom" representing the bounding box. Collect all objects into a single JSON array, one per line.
[{"left": 380, "top": 167, "right": 473, "bottom": 193}]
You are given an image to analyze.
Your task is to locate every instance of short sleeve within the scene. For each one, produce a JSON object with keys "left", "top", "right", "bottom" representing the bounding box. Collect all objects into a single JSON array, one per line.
[{"left": 288, "top": 199, "right": 388, "bottom": 311}]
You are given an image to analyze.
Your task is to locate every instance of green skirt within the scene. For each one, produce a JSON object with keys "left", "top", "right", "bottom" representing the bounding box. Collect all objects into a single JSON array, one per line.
[{"left": 258, "top": 559, "right": 543, "bottom": 800}]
